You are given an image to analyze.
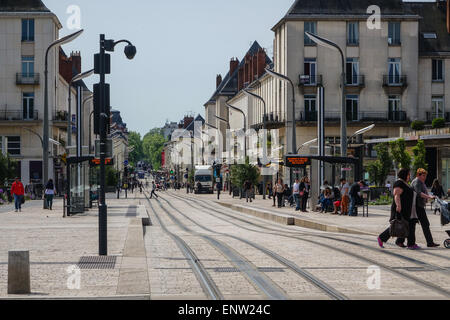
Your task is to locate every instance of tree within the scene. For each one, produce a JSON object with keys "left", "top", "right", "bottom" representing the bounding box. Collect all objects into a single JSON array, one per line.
[
  {"left": 0, "top": 153, "right": 18, "bottom": 185},
  {"left": 390, "top": 138, "right": 411, "bottom": 170},
  {"left": 230, "top": 157, "right": 261, "bottom": 189},
  {"left": 128, "top": 131, "right": 144, "bottom": 167},
  {"left": 367, "top": 143, "right": 393, "bottom": 186},
  {"left": 412, "top": 140, "right": 428, "bottom": 174},
  {"left": 142, "top": 129, "right": 167, "bottom": 171},
  {"left": 105, "top": 167, "right": 119, "bottom": 187}
]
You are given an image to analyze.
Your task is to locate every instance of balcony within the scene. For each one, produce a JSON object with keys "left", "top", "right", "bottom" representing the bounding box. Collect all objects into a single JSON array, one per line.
[
  {"left": 251, "top": 112, "right": 285, "bottom": 130},
  {"left": 16, "top": 73, "right": 40, "bottom": 85},
  {"left": 297, "top": 110, "right": 408, "bottom": 123},
  {"left": 426, "top": 111, "right": 450, "bottom": 123},
  {"left": 345, "top": 75, "right": 365, "bottom": 88},
  {"left": 0, "top": 110, "right": 39, "bottom": 123},
  {"left": 299, "top": 75, "right": 323, "bottom": 87}
]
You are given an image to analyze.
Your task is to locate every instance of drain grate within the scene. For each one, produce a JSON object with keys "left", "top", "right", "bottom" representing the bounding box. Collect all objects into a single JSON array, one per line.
[
  {"left": 258, "top": 267, "right": 285, "bottom": 273},
  {"left": 214, "top": 267, "right": 239, "bottom": 273},
  {"left": 77, "top": 256, "right": 117, "bottom": 270}
]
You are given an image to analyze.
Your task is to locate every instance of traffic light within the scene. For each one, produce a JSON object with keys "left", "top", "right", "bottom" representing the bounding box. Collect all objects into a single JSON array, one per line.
[{"left": 93, "top": 83, "right": 111, "bottom": 135}]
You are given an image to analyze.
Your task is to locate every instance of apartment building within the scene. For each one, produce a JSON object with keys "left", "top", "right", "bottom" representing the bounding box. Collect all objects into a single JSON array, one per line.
[{"left": 0, "top": 0, "right": 93, "bottom": 193}]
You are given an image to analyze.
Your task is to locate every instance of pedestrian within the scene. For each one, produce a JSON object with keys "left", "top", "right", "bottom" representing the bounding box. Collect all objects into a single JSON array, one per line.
[
  {"left": 300, "top": 177, "right": 310, "bottom": 212},
  {"left": 431, "top": 179, "right": 446, "bottom": 215},
  {"left": 10, "top": 177, "right": 25, "bottom": 213},
  {"left": 349, "top": 180, "right": 363, "bottom": 217},
  {"left": 272, "top": 179, "right": 277, "bottom": 207},
  {"left": 408, "top": 169, "right": 440, "bottom": 248},
  {"left": 386, "top": 181, "right": 392, "bottom": 196},
  {"left": 149, "top": 181, "right": 159, "bottom": 199},
  {"left": 139, "top": 183, "right": 143, "bottom": 194},
  {"left": 44, "top": 179, "right": 56, "bottom": 210},
  {"left": 340, "top": 178, "right": 350, "bottom": 216},
  {"left": 377, "top": 168, "right": 419, "bottom": 249},
  {"left": 275, "top": 179, "right": 285, "bottom": 208},
  {"left": 293, "top": 178, "right": 301, "bottom": 211},
  {"left": 243, "top": 180, "right": 253, "bottom": 203},
  {"left": 283, "top": 184, "right": 292, "bottom": 207},
  {"left": 217, "top": 181, "right": 222, "bottom": 200},
  {"left": 267, "top": 182, "right": 273, "bottom": 200}
]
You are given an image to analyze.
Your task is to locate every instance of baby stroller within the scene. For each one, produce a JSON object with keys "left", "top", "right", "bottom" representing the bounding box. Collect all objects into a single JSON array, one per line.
[{"left": 435, "top": 198, "right": 450, "bottom": 249}]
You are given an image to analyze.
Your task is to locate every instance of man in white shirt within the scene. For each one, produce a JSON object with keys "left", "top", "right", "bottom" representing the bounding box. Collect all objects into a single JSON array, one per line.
[{"left": 293, "top": 179, "right": 301, "bottom": 211}]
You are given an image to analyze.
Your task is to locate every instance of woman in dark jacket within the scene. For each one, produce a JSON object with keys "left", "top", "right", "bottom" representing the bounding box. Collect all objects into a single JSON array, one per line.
[
  {"left": 377, "top": 168, "right": 419, "bottom": 249},
  {"left": 431, "top": 179, "right": 446, "bottom": 215}
]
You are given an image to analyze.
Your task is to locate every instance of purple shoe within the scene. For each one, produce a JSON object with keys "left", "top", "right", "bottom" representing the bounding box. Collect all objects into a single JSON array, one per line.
[
  {"left": 407, "top": 244, "right": 421, "bottom": 250},
  {"left": 377, "top": 237, "right": 384, "bottom": 248}
]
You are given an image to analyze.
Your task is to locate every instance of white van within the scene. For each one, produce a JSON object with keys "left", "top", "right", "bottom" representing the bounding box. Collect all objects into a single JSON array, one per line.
[{"left": 194, "top": 166, "right": 214, "bottom": 194}]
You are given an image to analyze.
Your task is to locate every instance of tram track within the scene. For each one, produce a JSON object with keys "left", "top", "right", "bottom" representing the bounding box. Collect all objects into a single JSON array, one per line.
[
  {"left": 164, "top": 192, "right": 450, "bottom": 298},
  {"left": 153, "top": 193, "right": 349, "bottom": 300}
]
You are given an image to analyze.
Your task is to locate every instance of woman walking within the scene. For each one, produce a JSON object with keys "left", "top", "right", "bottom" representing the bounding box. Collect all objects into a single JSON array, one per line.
[
  {"left": 275, "top": 179, "right": 285, "bottom": 208},
  {"left": 300, "top": 177, "right": 310, "bottom": 212},
  {"left": 377, "top": 168, "right": 420, "bottom": 250},
  {"left": 44, "top": 179, "right": 56, "bottom": 210}
]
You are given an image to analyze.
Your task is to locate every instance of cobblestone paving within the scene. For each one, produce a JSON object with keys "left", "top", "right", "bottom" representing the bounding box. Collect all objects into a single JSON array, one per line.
[{"left": 0, "top": 195, "right": 136, "bottom": 298}]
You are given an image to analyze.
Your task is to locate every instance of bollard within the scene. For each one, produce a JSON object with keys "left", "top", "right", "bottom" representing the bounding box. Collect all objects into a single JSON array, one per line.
[{"left": 8, "top": 250, "right": 31, "bottom": 294}]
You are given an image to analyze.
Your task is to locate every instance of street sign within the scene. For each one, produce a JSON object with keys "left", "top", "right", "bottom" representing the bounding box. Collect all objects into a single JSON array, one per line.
[
  {"left": 124, "top": 160, "right": 129, "bottom": 166},
  {"left": 91, "top": 158, "right": 114, "bottom": 166}
]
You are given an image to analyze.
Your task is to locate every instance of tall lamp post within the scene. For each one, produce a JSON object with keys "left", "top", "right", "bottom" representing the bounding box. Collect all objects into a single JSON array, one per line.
[
  {"left": 95, "top": 34, "right": 136, "bottom": 256},
  {"left": 265, "top": 68, "right": 297, "bottom": 187},
  {"left": 243, "top": 89, "right": 268, "bottom": 199},
  {"left": 305, "top": 32, "right": 347, "bottom": 177},
  {"left": 226, "top": 101, "right": 247, "bottom": 160},
  {"left": 44, "top": 29, "right": 83, "bottom": 209}
]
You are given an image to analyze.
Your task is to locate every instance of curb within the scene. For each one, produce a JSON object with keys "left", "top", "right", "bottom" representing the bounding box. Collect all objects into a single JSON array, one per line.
[{"left": 217, "top": 202, "right": 375, "bottom": 236}]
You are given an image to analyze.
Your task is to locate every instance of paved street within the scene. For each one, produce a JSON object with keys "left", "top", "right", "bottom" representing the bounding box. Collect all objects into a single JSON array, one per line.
[{"left": 0, "top": 188, "right": 449, "bottom": 300}]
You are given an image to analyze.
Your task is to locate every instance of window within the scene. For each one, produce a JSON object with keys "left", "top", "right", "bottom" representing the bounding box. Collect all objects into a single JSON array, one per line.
[
  {"left": 388, "top": 58, "right": 401, "bottom": 84},
  {"left": 423, "top": 33, "right": 437, "bottom": 39},
  {"left": 388, "top": 22, "right": 401, "bottom": 45},
  {"left": 304, "top": 58, "right": 317, "bottom": 84},
  {"left": 304, "top": 21, "right": 317, "bottom": 45},
  {"left": 21, "top": 19, "right": 34, "bottom": 42},
  {"left": 346, "top": 58, "right": 359, "bottom": 85},
  {"left": 22, "top": 92, "right": 34, "bottom": 120},
  {"left": 347, "top": 22, "right": 359, "bottom": 45},
  {"left": 6, "top": 136, "right": 20, "bottom": 155},
  {"left": 432, "top": 96, "right": 445, "bottom": 118},
  {"left": 22, "top": 56, "right": 34, "bottom": 76},
  {"left": 346, "top": 95, "right": 359, "bottom": 121},
  {"left": 304, "top": 95, "right": 317, "bottom": 121},
  {"left": 432, "top": 59, "right": 444, "bottom": 82},
  {"left": 388, "top": 96, "right": 401, "bottom": 112}
]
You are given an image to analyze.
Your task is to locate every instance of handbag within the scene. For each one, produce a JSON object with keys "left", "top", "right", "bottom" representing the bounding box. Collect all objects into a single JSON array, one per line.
[
  {"left": 300, "top": 191, "right": 304, "bottom": 197},
  {"left": 21, "top": 196, "right": 25, "bottom": 204},
  {"left": 390, "top": 218, "right": 409, "bottom": 238}
]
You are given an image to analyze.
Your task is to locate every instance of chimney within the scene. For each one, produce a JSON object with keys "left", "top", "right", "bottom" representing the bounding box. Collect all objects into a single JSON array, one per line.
[
  {"left": 70, "top": 51, "right": 81, "bottom": 75},
  {"left": 216, "top": 74, "right": 222, "bottom": 89},
  {"left": 257, "top": 48, "right": 267, "bottom": 78},
  {"left": 230, "top": 58, "right": 239, "bottom": 76},
  {"left": 183, "top": 116, "right": 194, "bottom": 129},
  {"left": 238, "top": 67, "right": 244, "bottom": 91}
]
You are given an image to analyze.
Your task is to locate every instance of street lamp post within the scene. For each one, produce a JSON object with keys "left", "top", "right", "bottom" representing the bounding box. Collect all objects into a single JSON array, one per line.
[
  {"left": 44, "top": 29, "right": 83, "bottom": 209},
  {"left": 305, "top": 32, "right": 347, "bottom": 178},
  {"left": 243, "top": 89, "right": 268, "bottom": 200},
  {"left": 95, "top": 34, "right": 136, "bottom": 256},
  {"left": 225, "top": 101, "right": 247, "bottom": 160},
  {"left": 265, "top": 68, "right": 297, "bottom": 188}
]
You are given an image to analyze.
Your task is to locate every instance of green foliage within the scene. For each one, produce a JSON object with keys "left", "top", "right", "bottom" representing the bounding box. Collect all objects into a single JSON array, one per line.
[
  {"left": 0, "top": 153, "right": 18, "bottom": 185},
  {"left": 188, "top": 169, "right": 195, "bottom": 184},
  {"left": 369, "top": 194, "right": 393, "bottom": 206},
  {"left": 432, "top": 117, "right": 446, "bottom": 129},
  {"left": 390, "top": 138, "right": 411, "bottom": 170},
  {"left": 230, "top": 158, "right": 260, "bottom": 189},
  {"left": 142, "top": 130, "right": 167, "bottom": 171},
  {"left": 412, "top": 140, "right": 428, "bottom": 174},
  {"left": 128, "top": 131, "right": 144, "bottom": 167},
  {"left": 411, "top": 120, "right": 425, "bottom": 131},
  {"left": 106, "top": 167, "right": 119, "bottom": 187},
  {"left": 367, "top": 143, "right": 393, "bottom": 187}
]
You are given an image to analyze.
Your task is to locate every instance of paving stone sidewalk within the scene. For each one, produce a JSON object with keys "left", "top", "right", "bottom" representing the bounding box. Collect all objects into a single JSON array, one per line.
[
  {"left": 177, "top": 190, "right": 450, "bottom": 246},
  {"left": 0, "top": 192, "right": 148, "bottom": 299}
]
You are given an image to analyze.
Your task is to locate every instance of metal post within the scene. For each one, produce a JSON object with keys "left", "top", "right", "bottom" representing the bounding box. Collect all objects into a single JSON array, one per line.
[
  {"left": 98, "top": 34, "right": 107, "bottom": 256},
  {"left": 318, "top": 86, "right": 325, "bottom": 192},
  {"left": 43, "top": 47, "right": 50, "bottom": 209},
  {"left": 340, "top": 50, "right": 347, "bottom": 179}
]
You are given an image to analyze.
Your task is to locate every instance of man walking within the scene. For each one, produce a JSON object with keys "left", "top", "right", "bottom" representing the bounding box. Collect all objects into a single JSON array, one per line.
[
  {"left": 10, "top": 177, "right": 24, "bottom": 213},
  {"left": 349, "top": 180, "right": 363, "bottom": 217},
  {"left": 410, "top": 169, "right": 440, "bottom": 248},
  {"left": 217, "top": 180, "right": 222, "bottom": 200},
  {"left": 293, "top": 178, "right": 301, "bottom": 211},
  {"left": 244, "top": 180, "right": 252, "bottom": 203},
  {"left": 149, "top": 181, "right": 159, "bottom": 199}
]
